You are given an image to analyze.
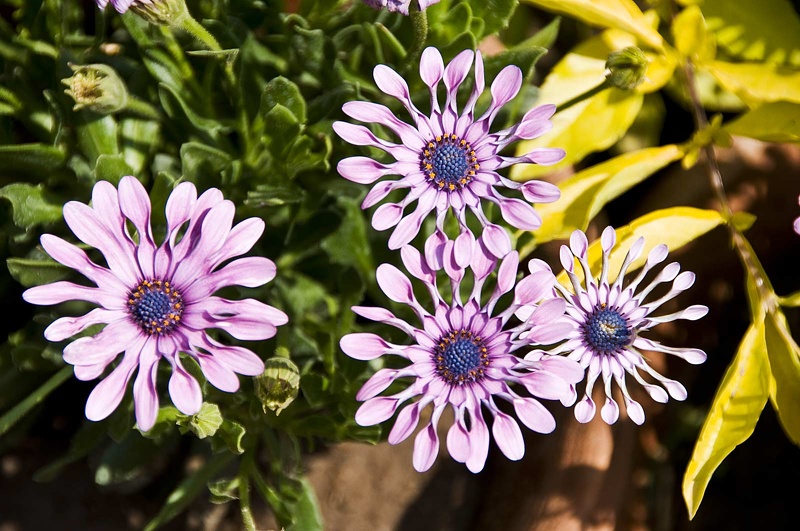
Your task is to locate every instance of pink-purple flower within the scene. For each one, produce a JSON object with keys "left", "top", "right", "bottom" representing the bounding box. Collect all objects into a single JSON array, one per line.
[
  {"left": 363, "top": 0, "right": 440, "bottom": 14},
  {"left": 794, "top": 195, "right": 800, "bottom": 235},
  {"left": 340, "top": 241, "right": 582, "bottom": 472},
  {"left": 23, "top": 176, "right": 288, "bottom": 431},
  {"left": 518, "top": 227, "right": 708, "bottom": 425},
  {"left": 333, "top": 46, "right": 564, "bottom": 260}
]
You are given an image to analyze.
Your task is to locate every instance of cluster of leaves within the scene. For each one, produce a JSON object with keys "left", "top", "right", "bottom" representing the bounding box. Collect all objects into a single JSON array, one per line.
[{"left": 1, "top": 0, "right": 799, "bottom": 528}]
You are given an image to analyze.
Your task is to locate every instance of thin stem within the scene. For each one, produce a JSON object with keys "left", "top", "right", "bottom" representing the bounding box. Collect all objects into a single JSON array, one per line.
[
  {"left": 401, "top": 7, "right": 428, "bottom": 74},
  {"left": 554, "top": 79, "right": 611, "bottom": 114},
  {"left": 681, "top": 59, "right": 775, "bottom": 310},
  {"left": 0, "top": 366, "right": 72, "bottom": 437},
  {"left": 174, "top": 12, "right": 221, "bottom": 52}
]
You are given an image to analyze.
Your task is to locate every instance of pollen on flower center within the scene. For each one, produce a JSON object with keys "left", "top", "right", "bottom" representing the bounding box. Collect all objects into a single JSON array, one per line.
[
  {"left": 583, "top": 306, "right": 632, "bottom": 355},
  {"left": 128, "top": 279, "right": 184, "bottom": 336},
  {"left": 433, "top": 329, "right": 489, "bottom": 385},
  {"left": 421, "top": 134, "right": 480, "bottom": 192}
]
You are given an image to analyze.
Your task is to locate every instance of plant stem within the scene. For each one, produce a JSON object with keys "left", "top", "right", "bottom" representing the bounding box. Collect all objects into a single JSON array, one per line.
[
  {"left": 0, "top": 366, "right": 72, "bottom": 437},
  {"left": 401, "top": 7, "right": 428, "bottom": 74},
  {"left": 174, "top": 12, "right": 221, "bottom": 51},
  {"left": 554, "top": 79, "right": 611, "bottom": 114}
]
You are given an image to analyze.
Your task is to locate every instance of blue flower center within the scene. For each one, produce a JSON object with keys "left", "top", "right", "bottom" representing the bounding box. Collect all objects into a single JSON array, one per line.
[
  {"left": 433, "top": 329, "right": 488, "bottom": 385},
  {"left": 583, "top": 306, "right": 632, "bottom": 355},
  {"left": 128, "top": 279, "right": 184, "bottom": 336},
  {"left": 421, "top": 134, "right": 479, "bottom": 192}
]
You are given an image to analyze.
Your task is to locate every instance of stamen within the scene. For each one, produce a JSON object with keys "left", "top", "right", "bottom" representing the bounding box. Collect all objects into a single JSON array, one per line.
[
  {"left": 420, "top": 134, "right": 480, "bottom": 192},
  {"left": 583, "top": 306, "right": 633, "bottom": 355},
  {"left": 432, "top": 329, "right": 489, "bottom": 385},
  {"left": 128, "top": 278, "right": 184, "bottom": 336}
]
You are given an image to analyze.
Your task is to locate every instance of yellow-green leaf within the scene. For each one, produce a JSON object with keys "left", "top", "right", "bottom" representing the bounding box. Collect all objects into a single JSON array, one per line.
[
  {"left": 682, "top": 322, "right": 770, "bottom": 519},
  {"left": 764, "top": 308, "right": 800, "bottom": 446},
  {"left": 672, "top": 5, "right": 716, "bottom": 62},
  {"left": 700, "top": 0, "right": 800, "bottom": 66},
  {"left": 530, "top": 144, "right": 684, "bottom": 246},
  {"left": 556, "top": 207, "right": 725, "bottom": 287},
  {"left": 519, "top": 0, "right": 664, "bottom": 50},
  {"left": 705, "top": 61, "right": 800, "bottom": 107},
  {"left": 511, "top": 28, "right": 675, "bottom": 180},
  {"left": 723, "top": 101, "right": 800, "bottom": 143}
]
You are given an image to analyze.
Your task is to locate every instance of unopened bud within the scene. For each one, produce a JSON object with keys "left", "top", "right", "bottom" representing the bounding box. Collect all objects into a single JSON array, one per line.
[
  {"left": 129, "top": 0, "right": 189, "bottom": 26},
  {"left": 604, "top": 46, "right": 648, "bottom": 91},
  {"left": 62, "top": 63, "right": 128, "bottom": 114},
  {"left": 255, "top": 356, "right": 300, "bottom": 416}
]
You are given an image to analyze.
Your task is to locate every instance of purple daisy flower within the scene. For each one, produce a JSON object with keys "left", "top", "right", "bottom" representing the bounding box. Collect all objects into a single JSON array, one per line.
[
  {"left": 95, "top": 0, "right": 150, "bottom": 14},
  {"left": 333, "top": 46, "right": 564, "bottom": 260},
  {"left": 339, "top": 241, "right": 583, "bottom": 473},
  {"left": 519, "top": 227, "right": 708, "bottom": 425},
  {"left": 363, "top": 0, "right": 440, "bottom": 14},
  {"left": 23, "top": 176, "right": 288, "bottom": 431}
]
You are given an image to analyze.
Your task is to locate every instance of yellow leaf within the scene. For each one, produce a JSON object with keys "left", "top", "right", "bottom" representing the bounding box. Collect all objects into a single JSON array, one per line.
[
  {"left": 705, "top": 61, "right": 800, "bottom": 107},
  {"left": 764, "top": 308, "right": 800, "bottom": 446},
  {"left": 555, "top": 207, "right": 725, "bottom": 287},
  {"left": 511, "top": 29, "right": 675, "bottom": 180},
  {"left": 723, "top": 101, "right": 800, "bottom": 143},
  {"left": 700, "top": 0, "right": 800, "bottom": 66},
  {"left": 530, "top": 145, "right": 684, "bottom": 245},
  {"left": 682, "top": 322, "right": 770, "bottom": 519},
  {"left": 672, "top": 5, "right": 716, "bottom": 62},
  {"left": 519, "top": 0, "right": 664, "bottom": 50}
]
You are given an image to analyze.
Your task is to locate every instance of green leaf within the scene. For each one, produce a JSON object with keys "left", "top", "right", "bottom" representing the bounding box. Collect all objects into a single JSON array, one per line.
[
  {"left": 121, "top": 117, "right": 160, "bottom": 175},
  {"left": 144, "top": 452, "right": 235, "bottom": 531},
  {"left": 180, "top": 142, "right": 231, "bottom": 181},
  {"left": 320, "top": 196, "right": 374, "bottom": 279},
  {"left": 7, "top": 256, "right": 71, "bottom": 287},
  {"left": 0, "top": 183, "right": 64, "bottom": 229},
  {"left": 263, "top": 104, "right": 302, "bottom": 155},
  {"left": 285, "top": 478, "right": 324, "bottom": 531},
  {"left": 0, "top": 367, "right": 72, "bottom": 438},
  {"left": 95, "top": 429, "right": 176, "bottom": 487},
  {"left": 705, "top": 61, "right": 800, "bottom": 107},
  {"left": 93, "top": 154, "right": 135, "bottom": 185},
  {"left": 158, "top": 83, "right": 229, "bottom": 135},
  {"left": 699, "top": 0, "right": 800, "bottom": 65},
  {"left": 779, "top": 290, "right": 800, "bottom": 308},
  {"left": 519, "top": 0, "right": 664, "bottom": 50},
  {"left": 0, "top": 143, "right": 65, "bottom": 175},
  {"left": 468, "top": 0, "right": 518, "bottom": 37},
  {"left": 261, "top": 77, "right": 307, "bottom": 124},
  {"left": 764, "top": 308, "right": 800, "bottom": 446},
  {"left": 682, "top": 322, "right": 770, "bottom": 519},
  {"left": 177, "top": 402, "right": 223, "bottom": 439},
  {"left": 723, "top": 101, "right": 800, "bottom": 143},
  {"left": 208, "top": 476, "right": 240, "bottom": 504},
  {"left": 245, "top": 183, "right": 306, "bottom": 207},
  {"left": 530, "top": 144, "right": 684, "bottom": 245},
  {"left": 74, "top": 112, "right": 119, "bottom": 166},
  {"left": 210, "top": 419, "right": 246, "bottom": 455}
]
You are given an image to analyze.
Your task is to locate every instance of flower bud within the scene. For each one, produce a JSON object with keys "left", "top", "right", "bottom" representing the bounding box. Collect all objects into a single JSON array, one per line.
[
  {"left": 255, "top": 356, "right": 300, "bottom": 416},
  {"left": 604, "top": 46, "right": 649, "bottom": 91},
  {"left": 62, "top": 63, "right": 129, "bottom": 114}
]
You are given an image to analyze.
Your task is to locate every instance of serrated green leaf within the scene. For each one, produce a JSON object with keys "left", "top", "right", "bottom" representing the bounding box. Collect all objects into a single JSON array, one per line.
[
  {"left": 723, "top": 101, "right": 800, "bottom": 143},
  {"left": 0, "top": 183, "right": 64, "bottom": 229},
  {"left": 210, "top": 419, "right": 246, "bottom": 455},
  {"left": 208, "top": 476, "right": 240, "bottom": 504},
  {"left": 519, "top": 0, "right": 664, "bottom": 50},
  {"left": 531, "top": 144, "right": 684, "bottom": 246},
  {"left": 178, "top": 402, "right": 223, "bottom": 439},
  {"left": 764, "top": 308, "right": 800, "bottom": 446},
  {"left": 700, "top": 0, "right": 800, "bottom": 66},
  {"left": 0, "top": 143, "right": 65, "bottom": 175},
  {"left": 682, "top": 322, "right": 769, "bottom": 519},
  {"left": 705, "top": 61, "right": 800, "bottom": 107}
]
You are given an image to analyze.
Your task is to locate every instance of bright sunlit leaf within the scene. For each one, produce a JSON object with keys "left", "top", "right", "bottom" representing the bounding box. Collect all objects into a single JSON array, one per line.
[
  {"left": 682, "top": 322, "right": 770, "bottom": 519},
  {"left": 705, "top": 61, "right": 800, "bottom": 107},
  {"left": 764, "top": 308, "right": 800, "bottom": 446},
  {"left": 723, "top": 101, "right": 800, "bottom": 143}
]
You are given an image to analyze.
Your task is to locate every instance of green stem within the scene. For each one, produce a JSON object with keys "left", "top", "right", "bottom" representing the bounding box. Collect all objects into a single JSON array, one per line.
[
  {"left": 401, "top": 8, "right": 428, "bottom": 73},
  {"left": 173, "top": 12, "right": 221, "bottom": 51},
  {"left": 125, "top": 96, "right": 161, "bottom": 121},
  {"left": 554, "top": 79, "right": 611, "bottom": 114},
  {"left": 0, "top": 366, "right": 72, "bottom": 437}
]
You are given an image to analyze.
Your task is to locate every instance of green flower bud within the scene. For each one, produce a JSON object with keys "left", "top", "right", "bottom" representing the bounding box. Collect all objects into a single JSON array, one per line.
[
  {"left": 255, "top": 356, "right": 300, "bottom": 416},
  {"left": 62, "top": 63, "right": 129, "bottom": 114},
  {"left": 604, "top": 46, "right": 649, "bottom": 91}
]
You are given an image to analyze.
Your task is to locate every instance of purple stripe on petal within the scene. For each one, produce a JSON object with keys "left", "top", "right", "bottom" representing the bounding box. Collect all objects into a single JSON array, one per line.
[
  {"left": 182, "top": 257, "right": 277, "bottom": 301},
  {"left": 521, "top": 180, "right": 560, "bottom": 204},
  {"left": 389, "top": 402, "right": 423, "bottom": 444},
  {"left": 194, "top": 352, "right": 241, "bottom": 392},
  {"left": 168, "top": 355, "right": 203, "bottom": 416},
  {"left": 412, "top": 415, "right": 441, "bottom": 472},
  {"left": 492, "top": 410, "right": 525, "bottom": 460},
  {"left": 446, "top": 415, "right": 470, "bottom": 463},
  {"left": 44, "top": 308, "right": 126, "bottom": 342},
  {"left": 84, "top": 346, "right": 141, "bottom": 421},
  {"left": 498, "top": 197, "right": 541, "bottom": 231},
  {"left": 376, "top": 263, "right": 415, "bottom": 304},
  {"left": 480, "top": 224, "right": 511, "bottom": 259},
  {"left": 355, "top": 396, "right": 400, "bottom": 426},
  {"left": 513, "top": 397, "right": 556, "bottom": 434},
  {"left": 63, "top": 320, "right": 140, "bottom": 366},
  {"left": 338, "top": 156, "right": 395, "bottom": 185},
  {"left": 132, "top": 337, "right": 160, "bottom": 431},
  {"left": 372, "top": 203, "right": 404, "bottom": 231},
  {"left": 119, "top": 176, "right": 157, "bottom": 279}
]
